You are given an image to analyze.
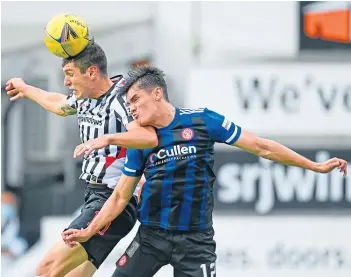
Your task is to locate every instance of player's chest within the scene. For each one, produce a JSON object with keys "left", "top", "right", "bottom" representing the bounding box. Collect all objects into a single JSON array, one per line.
[
  {"left": 145, "top": 126, "right": 212, "bottom": 168},
  {"left": 76, "top": 100, "right": 115, "bottom": 127}
]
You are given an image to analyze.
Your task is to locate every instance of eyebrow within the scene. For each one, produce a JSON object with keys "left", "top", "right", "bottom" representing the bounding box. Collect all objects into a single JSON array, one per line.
[{"left": 129, "top": 94, "right": 138, "bottom": 103}]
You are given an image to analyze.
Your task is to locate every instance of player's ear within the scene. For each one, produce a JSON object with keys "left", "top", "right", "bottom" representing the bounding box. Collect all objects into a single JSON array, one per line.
[
  {"left": 87, "top": 65, "right": 98, "bottom": 78},
  {"left": 154, "top": 87, "right": 162, "bottom": 101}
]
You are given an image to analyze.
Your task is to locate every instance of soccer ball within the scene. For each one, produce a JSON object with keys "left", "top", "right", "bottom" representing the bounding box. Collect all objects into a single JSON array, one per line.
[{"left": 44, "top": 13, "right": 90, "bottom": 58}]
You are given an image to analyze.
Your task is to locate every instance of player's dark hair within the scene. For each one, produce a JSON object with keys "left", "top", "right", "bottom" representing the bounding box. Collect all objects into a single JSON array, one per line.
[
  {"left": 62, "top": 41, "right": 108, "bottom": 76},
  {"left": 122, "top": 65, "right": 169, "bottom": 101}
]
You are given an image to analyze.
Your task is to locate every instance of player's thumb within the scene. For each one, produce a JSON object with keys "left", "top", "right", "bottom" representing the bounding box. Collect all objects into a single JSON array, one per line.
[
  {"left": 63, "top": 230, "right": 74, "bottom": 237},
  {"left": 85, "top": 147, "right": 94, "bottom": 155},
  {"left": 10, "top": 93, "right": 22, "bottom": 101}
]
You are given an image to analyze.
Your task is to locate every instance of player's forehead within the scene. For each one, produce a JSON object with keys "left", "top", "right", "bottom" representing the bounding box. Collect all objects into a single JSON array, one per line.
[
  {"left": 62, "top": 62, "right": 79, "bottom": 73},
  {"left": 126, "top": 83, "right": 144, "bottom": 102}
]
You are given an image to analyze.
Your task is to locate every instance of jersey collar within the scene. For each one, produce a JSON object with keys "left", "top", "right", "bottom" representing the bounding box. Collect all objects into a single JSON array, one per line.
[{"left": 157, "top": 107, "right": 179, "bottom": 131}]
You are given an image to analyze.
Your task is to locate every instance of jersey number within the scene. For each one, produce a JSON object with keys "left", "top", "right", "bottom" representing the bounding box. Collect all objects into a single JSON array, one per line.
[
  {"left": 200, "top": 263, "right": 216, "bottom": 277},
  {"left": 87, "top": 211, "right": 111, "bottom": 236}
]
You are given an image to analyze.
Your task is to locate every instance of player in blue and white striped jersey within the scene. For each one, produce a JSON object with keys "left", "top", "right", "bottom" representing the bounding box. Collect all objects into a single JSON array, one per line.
[{"left": 63, "top": 65, "right": 348, "bottom": 277}]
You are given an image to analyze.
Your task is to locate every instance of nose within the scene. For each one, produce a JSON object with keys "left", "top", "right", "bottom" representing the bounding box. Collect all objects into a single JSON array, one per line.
[
  {"left": 129, "top": 103, "right": 136, "bottom": 113},
  {"left": 64, "top": 76, "right": 71, "bottom": 87}
]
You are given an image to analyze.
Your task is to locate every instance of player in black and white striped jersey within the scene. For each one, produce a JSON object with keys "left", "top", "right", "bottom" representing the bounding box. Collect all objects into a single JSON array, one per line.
[
  {"left": 67, "top": 74, "right": 134, "bottom": 189},
  {"left": 6, "top": 42, "right": 157, "bottom": 277}
]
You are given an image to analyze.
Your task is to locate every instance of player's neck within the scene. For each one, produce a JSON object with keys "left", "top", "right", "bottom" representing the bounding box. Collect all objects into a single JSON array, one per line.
[
  {"left": 90, "top": 78, "right": 114, "bottom": 99},
  {"left": 153, "top": 103, "right": 176, "bottom": 129}
]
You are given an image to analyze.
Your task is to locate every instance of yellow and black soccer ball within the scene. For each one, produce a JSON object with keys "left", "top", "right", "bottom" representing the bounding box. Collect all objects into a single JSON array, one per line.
[{"left": 44, "top": 13, "right": 91, "bottom": 58}]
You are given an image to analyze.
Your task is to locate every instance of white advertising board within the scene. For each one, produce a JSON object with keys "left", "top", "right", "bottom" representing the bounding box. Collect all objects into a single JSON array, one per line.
[
  {"left": 213, "top": 216, "right": 351, "bottom": 277},
  {"left": 187, "top": 64, "right": 351, "bottom": 136},
  {"left": 4, "top": 216, "right": 351, "bottom": 277}
]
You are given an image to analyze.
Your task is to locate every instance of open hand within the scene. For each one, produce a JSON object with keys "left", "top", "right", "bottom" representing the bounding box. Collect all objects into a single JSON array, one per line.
[
  {"left": 73, "top": 136, "right": 109, "bottom": 158},
  {"left": 6, "top": 78, "right": 29, "bottom": 101},
  {"left": 315, "top": 157, "right": 347, "bottom": 176}
]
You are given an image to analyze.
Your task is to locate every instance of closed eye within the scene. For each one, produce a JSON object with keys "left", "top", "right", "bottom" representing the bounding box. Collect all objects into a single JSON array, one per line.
[
  {"left": 63, "top": 70, "right": 74, "bottom": 77},
  {"left": 130, "top": 95, "right": 139, "bottom": 104}
]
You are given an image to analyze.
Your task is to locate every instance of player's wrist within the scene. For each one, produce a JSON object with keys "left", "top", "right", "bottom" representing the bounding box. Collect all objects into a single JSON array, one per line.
[
  {"left": 310, "top": 161, "right": 319, "bottom": 172},
  {"left": 21, "top": 84, "right": 32, "bottom": 97},
  {"left": 106, "top": 133, "right": 123, "bottom": 146},
  {"left": 86, "top": 224, "right": 99, "bottom": 236},
  {"left": 105, "top": 134, "right": 114, "bottom": 145}
]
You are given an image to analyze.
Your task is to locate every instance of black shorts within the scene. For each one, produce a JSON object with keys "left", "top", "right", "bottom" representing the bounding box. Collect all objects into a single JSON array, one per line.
[
  {"left": 65, "top": 184, "right": 137, "bottom": 269},
  {"left": 112, "top": 225, "right": 217, "bottom": 277}
]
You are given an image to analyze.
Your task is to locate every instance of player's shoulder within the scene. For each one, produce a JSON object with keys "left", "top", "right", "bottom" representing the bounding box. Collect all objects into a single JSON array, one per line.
[
  {"left": 110, "top": 74, "right": 125, "bottom": 85},
  {"left": 178, "top": 107, "right": 206, "bottom": 116},
  {"left": 178, "top": 107, "right": 219, "bottom": 118},
  {"left": 109, "top": 76, "right": 128, "bottom": 104},
  {"left": 109, "top": 74, "right": 127, "bottom": 98}
]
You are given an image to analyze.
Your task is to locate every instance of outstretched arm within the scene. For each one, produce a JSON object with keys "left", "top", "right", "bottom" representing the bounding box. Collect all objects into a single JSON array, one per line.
[
  {"left": 6, "top": 78, "right": 76, "bottom": 116},
  {"left": 233, "top": 129, "right": 347, "bottom": 175},
  {"left": 204, "top": 108, "right": 348, "bottom": 176}
]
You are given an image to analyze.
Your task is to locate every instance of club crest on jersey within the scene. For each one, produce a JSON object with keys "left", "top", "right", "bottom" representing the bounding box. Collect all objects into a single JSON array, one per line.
[
  {"left": 181, "top": 128, "right": 194, "bottom": 140},
  {"left": 117, "top": 254, "right": 128, "bottom": 267}
]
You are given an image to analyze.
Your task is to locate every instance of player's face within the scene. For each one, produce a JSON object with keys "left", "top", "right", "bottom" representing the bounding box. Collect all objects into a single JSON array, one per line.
[
  {"left": 63, "top": 62, "right": 93, "bottom": 100},
  {"left": 127, "top": 85, "right": 159, "bottom": 126}
]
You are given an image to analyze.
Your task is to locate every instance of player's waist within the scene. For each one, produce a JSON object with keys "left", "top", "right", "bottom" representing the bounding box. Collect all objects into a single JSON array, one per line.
[
  {"left": 80, "top": 157, "right": 125, "bottom": 178},
  {"left": 85, "top": 183, "right": 114, "bottom": 192},
  {"left": 83, "top": 155, "right": 126, "bottom": 163},
  {"left": 84, "top": 183, "right": 138, "bottom": 205},
  {"left": 81, "top": 172, "right": 140, "bottom": 195},
  {"left": 138, "top": 219, "right": 213, "bottom": 232},
  {"left": 80, "top": 171, "right": 123, "bottom": 185}
]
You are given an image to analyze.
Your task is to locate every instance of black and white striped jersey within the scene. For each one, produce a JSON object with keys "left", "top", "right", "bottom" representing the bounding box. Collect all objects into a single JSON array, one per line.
[{"left": 66, "top": 75, "right": 133, "bottom": 189}]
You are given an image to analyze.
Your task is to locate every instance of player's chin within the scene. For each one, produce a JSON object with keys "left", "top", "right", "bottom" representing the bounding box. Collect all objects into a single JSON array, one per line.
[
  {"left": 137, "top": 118, "right": 149, "bottom": 127},
  {"left": 73, "top": 90, "right": 79, "bottom": 96},
  {"left": 74, "top": 92, "right": 84, "bottom": 100}
]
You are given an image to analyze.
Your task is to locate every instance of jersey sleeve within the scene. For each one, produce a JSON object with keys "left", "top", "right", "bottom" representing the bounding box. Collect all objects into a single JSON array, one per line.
[
  {"left": 203, "top": 108, "right": 242, "bottom": 145},
  {"left": 111, "top": 93, "right": 134, "bottom": 128},
  {"left": 66, "top": 93, "right": 78, "bottom": 110},
  {"left": 122, "top": 149, "right": 145, "bottom": 177}
]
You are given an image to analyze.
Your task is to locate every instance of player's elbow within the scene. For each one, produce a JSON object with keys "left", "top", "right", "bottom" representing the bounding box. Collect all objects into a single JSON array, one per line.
[
  {"left": 148, "top": 133, "right": 158, "bottom": 148},
  {"left": 141, "top": 129, "right": 158, "bottom": 148},
  {"left": 114, "top": 188, "right": 132, "bottom": 206},
  {"left": 42, "top": 103, "right": 67, "bottom": 117},
  {"left": 56, "top": 110, "right": 68, "bottom": 117},
  {"left": 53, "top": 103, "right": 71, "bottom": 117},
  {"left": 112, "top": 192, "right": 130, "bottom": 213}
]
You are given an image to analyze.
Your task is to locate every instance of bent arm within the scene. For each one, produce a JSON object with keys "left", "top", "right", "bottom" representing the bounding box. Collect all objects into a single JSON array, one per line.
[
  {"left": 23, "top": 85, "right": 76, "bottom": 116},
  {"left": 233, "top": 129, "right": 317, "bottom": 171},
  {"left": 105, "top": 121, "right": 158, "bottom": 149},
  {"left": 86, "top": 174, "right": 140, "bottom": 234}
]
